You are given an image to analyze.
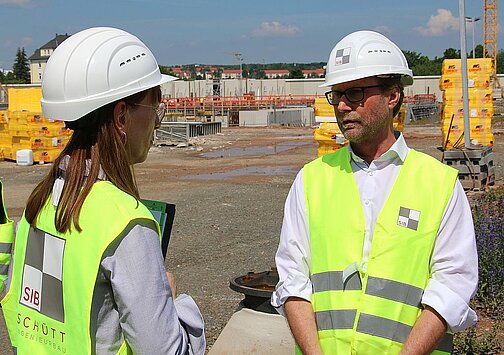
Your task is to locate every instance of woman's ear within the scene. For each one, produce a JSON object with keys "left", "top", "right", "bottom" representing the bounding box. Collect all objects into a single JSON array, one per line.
[{"left": 113, "top": 101, "right": 128, "bottom": 134}]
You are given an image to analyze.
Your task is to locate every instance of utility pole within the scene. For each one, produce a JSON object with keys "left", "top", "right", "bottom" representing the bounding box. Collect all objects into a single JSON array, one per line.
[{"left": 459, "top": 0, "right": 471, "bottom": 148}]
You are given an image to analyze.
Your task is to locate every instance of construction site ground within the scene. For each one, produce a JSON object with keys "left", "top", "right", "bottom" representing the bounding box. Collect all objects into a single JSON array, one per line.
[{"left": 0, "top": 121, "right": 503, "bottom": 352}]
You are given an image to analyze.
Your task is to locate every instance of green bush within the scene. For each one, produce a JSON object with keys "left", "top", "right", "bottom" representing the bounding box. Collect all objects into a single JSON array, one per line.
[{"left": 453, "top": 187, "right": 504, "bottom": 354}]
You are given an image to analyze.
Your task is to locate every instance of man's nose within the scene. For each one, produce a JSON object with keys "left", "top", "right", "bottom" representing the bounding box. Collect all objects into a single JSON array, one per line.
[{"left": 336, "top": 96, "right": 352, "bottom": 112}]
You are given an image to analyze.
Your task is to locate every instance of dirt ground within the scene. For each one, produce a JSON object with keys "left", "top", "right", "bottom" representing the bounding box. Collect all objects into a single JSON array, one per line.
[{"left": 0, "top": 122, "right": 503, "bottom": 353}]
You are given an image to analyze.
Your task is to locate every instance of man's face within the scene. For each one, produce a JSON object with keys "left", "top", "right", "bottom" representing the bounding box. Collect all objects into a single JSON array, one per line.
[{"left": 331, "top": 77, "right": 394, "bottom": 145}]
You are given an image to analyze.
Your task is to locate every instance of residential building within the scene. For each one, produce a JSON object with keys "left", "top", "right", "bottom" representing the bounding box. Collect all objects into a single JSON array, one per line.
[
  {"left": 302, "top": 69, "right": 325, "bottom": 78},
  {"left": 264, "top": 70, "right": 289, "bottom": 79},
  {"left": 222, "top": 69, "right": 241, "bottom": 79},
  {"left": 28, "top": 33, "right": 70, "bottom": 84}
]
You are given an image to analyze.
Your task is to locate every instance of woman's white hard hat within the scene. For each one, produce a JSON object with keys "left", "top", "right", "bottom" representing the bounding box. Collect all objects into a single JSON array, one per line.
[
  {"left": 321, "top": 30, "right": 413, "bottom": 88},
  {"left": 41, "top": 27, "right": 177, "bottom": 122}
]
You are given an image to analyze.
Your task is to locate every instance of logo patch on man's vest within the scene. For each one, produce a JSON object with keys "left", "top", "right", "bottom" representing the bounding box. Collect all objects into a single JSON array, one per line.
[
  {"left": 20, "top": 227, "right": 65, "bottom": 322},
  {"left": 335, "top": 47, "right": 351, "bottom": 65},
  {"left": 397, "top": 207, "right": 420, "bottom": 231}
]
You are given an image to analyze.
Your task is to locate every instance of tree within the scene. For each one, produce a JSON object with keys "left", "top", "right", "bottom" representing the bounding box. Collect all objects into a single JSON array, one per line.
[
  {"left": 13, "top": 47, "right": 30, "bottom": 83},
  {"left": 159, "top": 66, "right": 175, "bottom": 76},
  {"left": 402, "top": 50, "right": 439, "bottom": 76},
  {"left": 497, "top": 49, "right": 504, "bottom": 74},
  {"left": 471, "top": 44, "right": 484, "bottom": 58},
  {"left": 443, "top": 48, "right": 460, "bottom": 59},
  {"left": 288, "top": 68, "right": 304, "bottom": 79}
]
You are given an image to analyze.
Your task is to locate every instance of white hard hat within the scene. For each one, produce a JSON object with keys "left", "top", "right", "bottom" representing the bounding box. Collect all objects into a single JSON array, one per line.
[
  {"left": 41, "top": 27, "right": 177, "bottom": 122},
  {"left": 321, "top": 30, "right": 413, "bottom": 88}
]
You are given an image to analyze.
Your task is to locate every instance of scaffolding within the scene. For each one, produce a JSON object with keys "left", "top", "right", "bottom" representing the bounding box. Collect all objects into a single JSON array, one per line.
[
  {"left": 162, "top": 94, "right": 318, "bottom": 121},
  {"left": 404, "top": 94, "right": 439, "bottom": 122}
]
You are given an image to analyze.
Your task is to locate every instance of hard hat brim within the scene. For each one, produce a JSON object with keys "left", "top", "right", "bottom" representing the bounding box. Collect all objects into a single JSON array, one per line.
[{"left": 42, "top": 72, "right": 178, "bottom": 122}]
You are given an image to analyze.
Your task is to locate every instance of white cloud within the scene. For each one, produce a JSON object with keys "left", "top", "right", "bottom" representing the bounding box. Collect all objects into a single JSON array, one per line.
[
  {"left": 373, "top": 25, "right": 391, "bottom": 35},
  {"left": 416, "top": 9, "right": 459, "bottom": 36},
  {"left": 251, "top": 21, "right": 301, "bottom": 37},
  {"left": 0, "top": 0, "right": 32, "bottom": 6}
]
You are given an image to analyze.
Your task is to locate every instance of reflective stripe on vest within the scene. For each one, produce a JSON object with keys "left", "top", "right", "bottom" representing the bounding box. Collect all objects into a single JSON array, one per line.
[
  {"left": 357, "top": 314, "right": 453, "bottom": 353},
  {"left": 304, "top": 147, "right": 457, "bottom": 354},
  {"left": 0, "top": 180, "right": 14, "bottom": 293},
  {"left": 1, "top": 181, "right": 159, "bottom": 354},
  {"left": 312, "top": 272, "right": 424, "bottom": 308}
]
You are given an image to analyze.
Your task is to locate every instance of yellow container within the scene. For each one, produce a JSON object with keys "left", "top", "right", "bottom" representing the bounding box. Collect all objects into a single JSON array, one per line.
[
  {"left": 11, "top": 136, "right": 35, "bottom": 150},
  {"left": 8, "top": 128, "right": 31, "bottom": 138},
  {"left": 317, "top": 142, "right": 343, "bottom": 157},
  {"left": 30, "top": 122, "right": 67, "bottom": 137},
  {"left": 0, "top": 131, "right": 10, "bottom": 146},
  {"left": 394, "top": 104, "right": 406, "bottom": 132},
  {"left": 313, "top": 97, "right": 336, "bottom": 122},
  {"left": 34, "top": 148, "right": 63, "bottom": 163},
  {"left": 441, "top": 58, "right": 494, "bottom": 76},
  {"left": 439, "top": 74, "right": 491, "bottom": 90},
  {"left": 441, "top": 119, "right": 493, "bottom": 149},
  {"left": 7, "top": 87, "right": 43, "bottom": 112},
  {"left": 0, "top": 145, "right": 13, "bottom": 160},
  {"left": 442, "top": 88, "right": 493, "bottom": 105},
  {"left": 443, "top": 103, "right": 494, "bottom": 120},
  {"left": 314, "top": 122, "right": 347, "bottom": 157},
  {"left": 43, "top": 136, "right": 69, "bottom": 149}
]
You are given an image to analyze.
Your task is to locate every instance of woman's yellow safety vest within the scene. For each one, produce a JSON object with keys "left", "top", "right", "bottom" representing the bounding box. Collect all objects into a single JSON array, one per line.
[
  {"left": 0, "top": 180, "right": 15, "bottom": 294},
  {"left": 303, "top": 147, "right": 458, "bottom": 355},
  {"left": 1, "top": 181, "right": 160, "bottom": 355}
]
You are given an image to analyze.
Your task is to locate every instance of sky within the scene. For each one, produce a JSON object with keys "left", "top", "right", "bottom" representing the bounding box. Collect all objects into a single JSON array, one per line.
[{"left": 0, "top": 0, "right": 503, "bottom": 70}]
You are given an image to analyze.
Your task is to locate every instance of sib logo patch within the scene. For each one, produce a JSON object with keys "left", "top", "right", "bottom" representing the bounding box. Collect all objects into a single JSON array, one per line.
[
  {"left": 397, "top": 207, "right": 421, "bottom": 231},
  {"left": 335, "top": 47, "right": 351, "bottom": 66},
  {"left": 20, "top": 228, "right": 65, "bottom": 322}
]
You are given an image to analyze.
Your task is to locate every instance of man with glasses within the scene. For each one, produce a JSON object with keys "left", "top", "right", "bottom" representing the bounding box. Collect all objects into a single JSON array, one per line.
[{"left": 272, "top": 31, "right": 478, "bottom": 354}]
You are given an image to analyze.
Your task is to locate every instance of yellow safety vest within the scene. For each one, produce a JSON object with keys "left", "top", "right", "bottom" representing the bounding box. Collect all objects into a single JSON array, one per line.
[
  {"left": 0, "top": 180, "right": 15, "bottom": 294},
  {"left": 303, "top": 147, "right": 457, "bottom": 355},
  {"left": 1, "top": 181, "right": 159, "bottom": 354}
]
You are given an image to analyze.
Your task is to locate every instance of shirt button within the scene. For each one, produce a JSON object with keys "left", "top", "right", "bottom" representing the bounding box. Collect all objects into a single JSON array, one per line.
[
  {"left": 364, "top": 200, "right": 370, "bottom": 206},
  {"left": 368, "top": 171, "right": 373, "bottom": 176}
]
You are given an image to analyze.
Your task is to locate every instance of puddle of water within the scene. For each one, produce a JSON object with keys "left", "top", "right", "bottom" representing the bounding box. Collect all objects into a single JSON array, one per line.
[
  {"left": 178, "top": 166, "right": 298, "bottom": 180},
  {"left": 200, "top": 141, "right": 310, "bottom": 158}
]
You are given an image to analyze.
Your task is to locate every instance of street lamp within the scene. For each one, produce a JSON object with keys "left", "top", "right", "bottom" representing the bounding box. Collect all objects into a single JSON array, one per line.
[{"left": 465, "top": 16, "right": 480, "bottom": 58}]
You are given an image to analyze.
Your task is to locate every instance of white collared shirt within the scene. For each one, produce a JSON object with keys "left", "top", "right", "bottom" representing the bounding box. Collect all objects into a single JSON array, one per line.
[{"left": 271, "top": 134, "right": 478, "bottom": 332}]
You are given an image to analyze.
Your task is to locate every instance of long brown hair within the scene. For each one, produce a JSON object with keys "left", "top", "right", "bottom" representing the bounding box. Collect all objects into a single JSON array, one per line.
[{"left": 25, "top": 86, "right": 161, "bottom": 233}]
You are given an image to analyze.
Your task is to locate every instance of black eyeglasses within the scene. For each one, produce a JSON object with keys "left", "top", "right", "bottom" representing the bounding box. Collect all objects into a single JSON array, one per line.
[
  {"left": 131, "top": 102, "right": 166, "bottom": 123},
  {"left": 325, "top": 85, "right": 386, "bottom": 105}
]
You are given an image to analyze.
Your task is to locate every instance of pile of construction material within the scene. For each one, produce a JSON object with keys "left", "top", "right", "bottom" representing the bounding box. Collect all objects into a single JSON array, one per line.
[
  {"left": 0, "top": 88, "right": 71, "bottom": 164},
  {"left": 439, "top": 58, "right": 494, "bottom": 150}
]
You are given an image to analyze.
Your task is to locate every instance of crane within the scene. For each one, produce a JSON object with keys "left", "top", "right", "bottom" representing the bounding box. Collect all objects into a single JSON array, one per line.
[{"left": 483, "top": 0, "right": 500, "bottom": 89}]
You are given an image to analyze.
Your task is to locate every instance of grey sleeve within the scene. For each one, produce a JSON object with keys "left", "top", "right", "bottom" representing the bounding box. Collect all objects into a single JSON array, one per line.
[{"left": 102, "top": 222, "right": 205, "bottom": 354}]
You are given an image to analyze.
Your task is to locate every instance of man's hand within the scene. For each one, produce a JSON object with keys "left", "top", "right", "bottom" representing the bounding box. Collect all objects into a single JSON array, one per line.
[{"left": 284, "top": 297, "right": 323, "bottom": 355}]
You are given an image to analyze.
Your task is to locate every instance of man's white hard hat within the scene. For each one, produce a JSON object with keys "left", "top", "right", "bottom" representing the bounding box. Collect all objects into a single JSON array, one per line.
[
  {"left": 321, "top": 30, "right": 413, "bottom": 88},
  {"left": 41, "top": 27, "right": 177, "bottom": 122}
]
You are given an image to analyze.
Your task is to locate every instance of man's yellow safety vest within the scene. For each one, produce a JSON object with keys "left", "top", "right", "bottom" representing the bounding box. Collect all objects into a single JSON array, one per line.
[
  {"left": 1, "top": 181, "right": 159, "bottom": 354},
  {"left": 0, "top": 180, "right": 15, "bottom": 294},
  {"left": 302, "top": 147, "right": 458, "bottom": 354}
]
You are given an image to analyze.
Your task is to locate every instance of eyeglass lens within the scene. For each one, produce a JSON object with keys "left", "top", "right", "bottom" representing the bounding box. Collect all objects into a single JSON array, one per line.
[
  {"left": 327, "top": 88, "right": 365, "bottom": 104},
  {"left": 326, "top": 85, "right": 385, "bottom": 105}
]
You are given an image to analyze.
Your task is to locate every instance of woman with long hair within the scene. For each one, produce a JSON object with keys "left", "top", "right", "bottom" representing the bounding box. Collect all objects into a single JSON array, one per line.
[{"left": 1, "top": 27, "right": 205, "bottom": 354}]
